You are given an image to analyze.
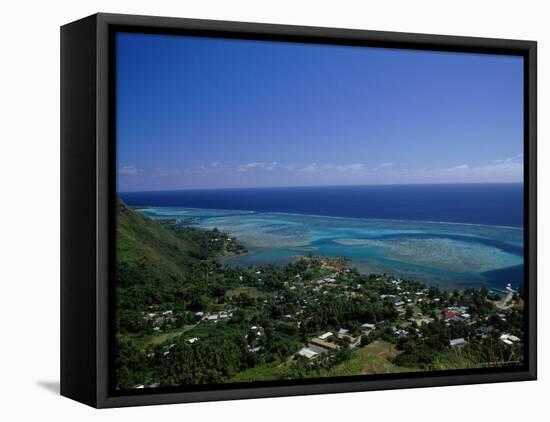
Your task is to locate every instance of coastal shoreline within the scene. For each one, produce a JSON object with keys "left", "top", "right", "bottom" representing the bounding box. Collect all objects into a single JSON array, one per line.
[{"left": 134, "top": 205, "right": 524, "bottom": 291}]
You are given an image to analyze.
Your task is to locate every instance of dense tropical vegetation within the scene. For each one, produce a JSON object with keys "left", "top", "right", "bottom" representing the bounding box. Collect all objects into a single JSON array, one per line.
[{"left": 115, "top": 199, "right": 525, "bottom": 390}]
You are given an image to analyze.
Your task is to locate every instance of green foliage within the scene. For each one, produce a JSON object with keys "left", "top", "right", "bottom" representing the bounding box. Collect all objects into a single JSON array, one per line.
[
  {"left": 114, "top": 198, "right": 525, "bottom": 388},
  {"left": 158, "top": 327, "right": 250, "bottom": 386},
  {"left": 115, "top": 199, "right": 233, "bottom": 332},
  {"left": 393, "top": 344, "right": 439, "bottom": 368},
  {"left": 290, "top": 348, "right": 353, "bottom": 379},
  {"left": 115, "top": 337, "right": 149, "bottom": 389}
]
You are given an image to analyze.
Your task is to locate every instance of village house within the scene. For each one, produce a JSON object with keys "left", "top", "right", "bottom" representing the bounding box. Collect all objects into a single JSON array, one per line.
[
  {"left": 443, "top": 309, "right": 459, "bottom": 320},
  {"left": 297, "top": 343, "right": 330, "bottom": 360},
  {"left": 449, "top": 338, "right": 466, "bottom": 347},
  {"left": 443, "top": 307, "right": 470, "bottom": 322},
  {"left": 392, "top": 326, "right": 408, "bottom": 338},
  {"left": 500, "top": 333, "right": 520, "bottom": 345},
  {"left": 336, "top": 330, "right": 362, "bottom": 347},
  {"left": 318, "top": 331, "right": 333, "bottom": 340},
  {"left": 297, "top": 347, "right": 317, "bottom": 359},
  {"left": 310, "top": 337, "right": 339, "bottom": 350},
  {"left": 476, "top": 325, "right": 493, "bottom": 337}
]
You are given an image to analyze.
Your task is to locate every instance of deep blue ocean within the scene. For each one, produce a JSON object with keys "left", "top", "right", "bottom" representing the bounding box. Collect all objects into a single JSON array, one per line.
[
  {"left": 119, "top": 183, "right": 523, "bottom": 228},
  {"left": 119, "top": 184, "right": 524, "bottom": 290}
]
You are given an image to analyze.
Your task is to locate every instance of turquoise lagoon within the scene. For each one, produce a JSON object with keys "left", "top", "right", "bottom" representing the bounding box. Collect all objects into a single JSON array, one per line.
[{"left": 136, "top": 207, "right": 524, "bottom": 290}]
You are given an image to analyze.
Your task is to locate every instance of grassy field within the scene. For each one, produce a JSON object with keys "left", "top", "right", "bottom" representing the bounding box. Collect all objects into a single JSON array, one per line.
[
  {"left": 123, "top": 325, "right": 196, "bottom": 349},
  {"left": 230, "top": 360, "right": 293, "bottom": 382},
  {"left": 322, "top": 341, "right": 420, "bottom": 377},
  {"left": 229, "top": 341, "right": 420, "bottom": 383},
  {"left": 431, "top": 347, "right": 479, "bottom": 370}
]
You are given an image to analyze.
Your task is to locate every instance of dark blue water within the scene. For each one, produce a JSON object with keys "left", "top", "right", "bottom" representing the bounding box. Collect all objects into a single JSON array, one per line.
[{"left": 119, "top": 183, "right": 523, "bottom": 228}]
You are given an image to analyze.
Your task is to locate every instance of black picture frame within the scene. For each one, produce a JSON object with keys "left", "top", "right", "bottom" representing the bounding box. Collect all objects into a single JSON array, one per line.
[{"left": 60, "top": 12, "right": 537, "bottom": 408}]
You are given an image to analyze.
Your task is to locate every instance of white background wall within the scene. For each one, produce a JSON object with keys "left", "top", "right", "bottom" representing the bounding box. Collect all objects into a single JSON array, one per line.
[{"left": 1, "top": 0, "right": 547, "bottom": 419}]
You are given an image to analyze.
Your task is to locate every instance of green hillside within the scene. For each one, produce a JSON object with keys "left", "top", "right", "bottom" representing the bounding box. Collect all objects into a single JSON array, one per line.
[
  {"left": 115, "top": 199, "right": 233, "bottom": 335},
  {"left": 117, "top": 199, "right": 200, "bottom": 282},
  {"left": 117, "top": 200, "right": 195, "bottom": 302}
]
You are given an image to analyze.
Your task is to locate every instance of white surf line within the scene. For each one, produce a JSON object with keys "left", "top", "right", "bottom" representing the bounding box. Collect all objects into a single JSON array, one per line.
[{"left": 136, "top": 206, "right": 523, "bottom": 231}]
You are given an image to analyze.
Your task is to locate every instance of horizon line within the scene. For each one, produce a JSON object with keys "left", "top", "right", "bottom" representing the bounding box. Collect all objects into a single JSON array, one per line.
[{"left": 117, "top": 181, "right": 523, "bottom": 194}]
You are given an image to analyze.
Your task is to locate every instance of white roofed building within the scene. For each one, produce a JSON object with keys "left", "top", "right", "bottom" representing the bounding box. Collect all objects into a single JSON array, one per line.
[{"left": 318, "top": 332, "right": 333, "bottom": 340}]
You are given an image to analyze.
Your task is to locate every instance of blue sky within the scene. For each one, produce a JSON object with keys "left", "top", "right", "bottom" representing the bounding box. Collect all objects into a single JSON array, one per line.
[{"left": 116, "top": 32, "right": 524, "bottom": 192}]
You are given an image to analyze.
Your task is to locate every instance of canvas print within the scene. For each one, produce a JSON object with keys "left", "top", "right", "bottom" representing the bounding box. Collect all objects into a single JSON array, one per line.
[{"left": 114, "top": 32, "right": 525, "bottom": 391}]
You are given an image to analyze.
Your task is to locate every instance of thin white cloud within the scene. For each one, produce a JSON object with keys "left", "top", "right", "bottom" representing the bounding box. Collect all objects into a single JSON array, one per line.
[
  {"left": 194, "top": 162, "right": 231, "bottom": 174},
  {"left": 399, "top": 161, "right": 523, "bottom": 183},
  {"left": 300, "top": 162, "right": 366, "bottom": 173},
  {"left": 152, "top": 167, "right": 183, "bottom": 177},
  {"left": 176, "top": 158, "right": 522, "bottom": 186},
  {"left": 119, "top": 165, "right": 137, "bottom": 175},
  {"left": 335, "top": 163, "right": 366, "bottom": 172},
  {"left": 153, "top": 167, "right": 170, "bottom": 177},
  {"left": 471, "top": 161, "right": 523, "bottom": 175},
  {"left": 301, "top": 163, "right": 319, "bottom": 173},
  {"left": 237, "top": 162, "right": 279, "bottom": 172},
  {"left": 494, "top": 153, "right": 523, "bottom": 164}
]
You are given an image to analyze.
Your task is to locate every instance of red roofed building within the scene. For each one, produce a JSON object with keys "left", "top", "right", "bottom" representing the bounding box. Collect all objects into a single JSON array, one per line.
[{"left": 443, "top": 310, "right": 458, "bottom": 320}]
